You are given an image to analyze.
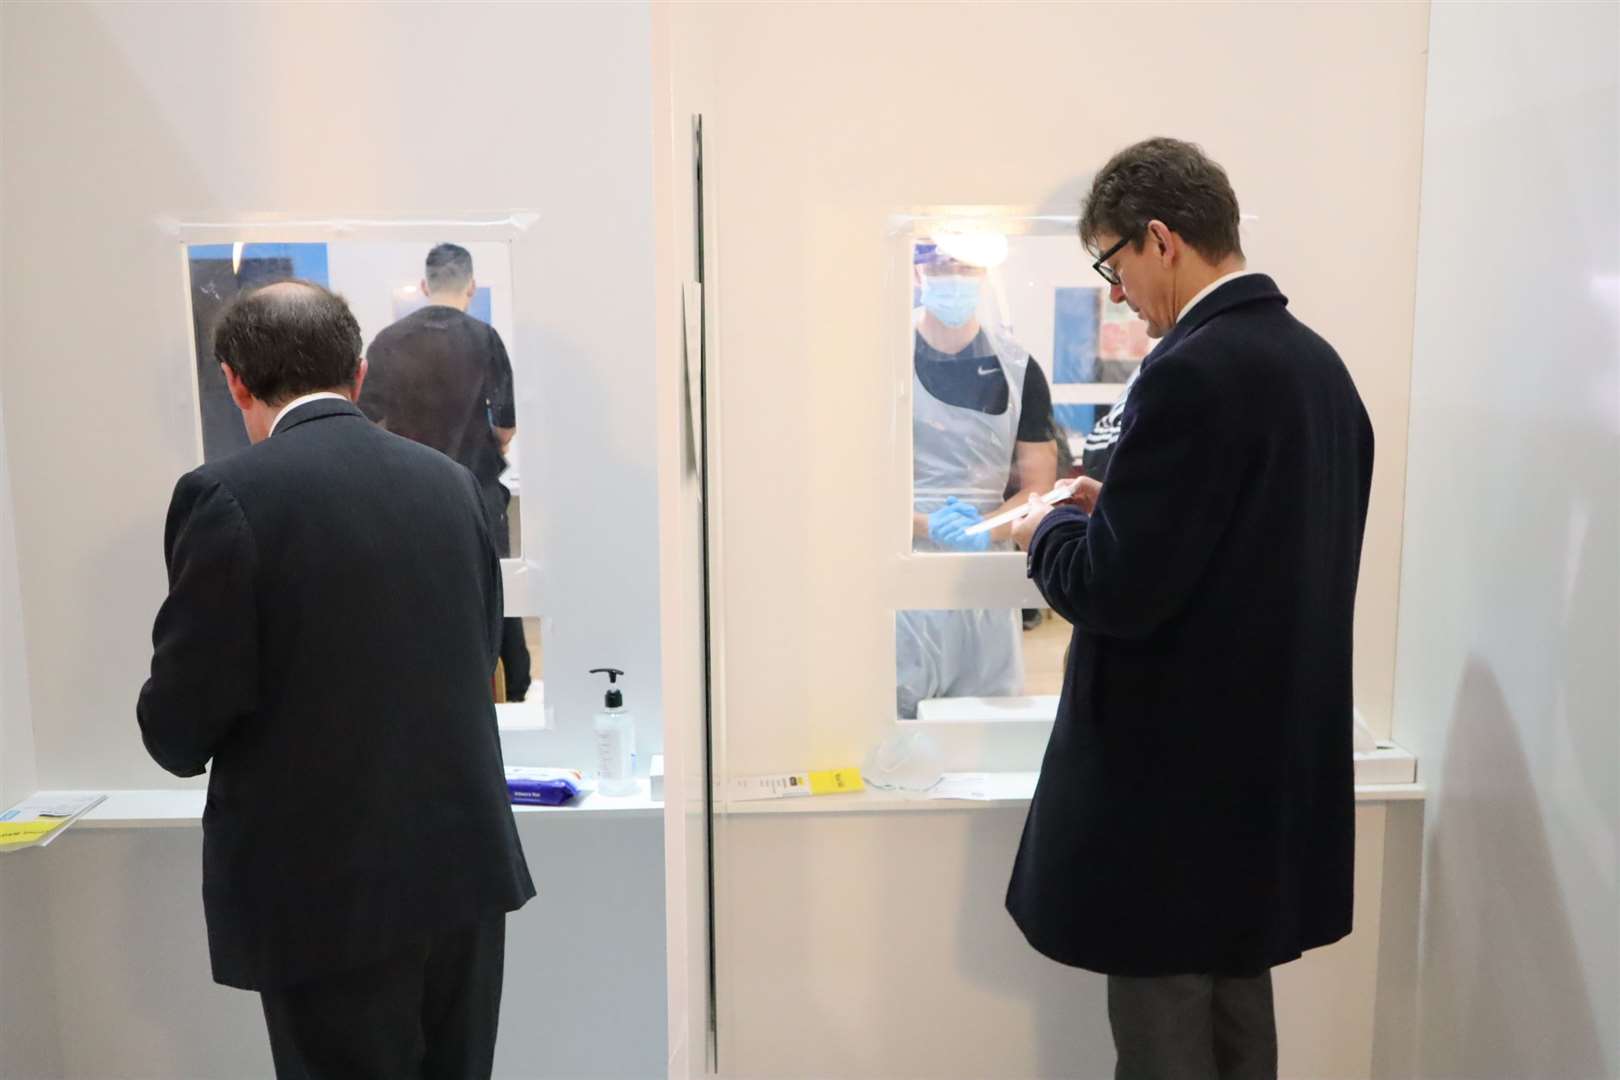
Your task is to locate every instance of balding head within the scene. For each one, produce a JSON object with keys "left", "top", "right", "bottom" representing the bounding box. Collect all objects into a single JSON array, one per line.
[
  {"left": 253, "top": 279, "right": 323, "bottom": 304},
  {"left": 212, "top": 278, "right": 363, "bottom": 406}
]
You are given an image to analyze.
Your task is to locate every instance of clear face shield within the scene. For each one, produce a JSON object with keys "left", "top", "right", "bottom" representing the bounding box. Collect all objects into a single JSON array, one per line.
[
  {"left": 912, "top": 229, "right": 1015, "bottom": 343},
  {"left": 911, "top": 228, "right": 1033, "bottom": 436}
]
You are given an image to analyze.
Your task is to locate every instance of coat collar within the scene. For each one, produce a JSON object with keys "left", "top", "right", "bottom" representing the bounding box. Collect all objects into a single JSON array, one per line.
[{"left": 1145, "top": 273, "right": 1287, "bottom": 364}]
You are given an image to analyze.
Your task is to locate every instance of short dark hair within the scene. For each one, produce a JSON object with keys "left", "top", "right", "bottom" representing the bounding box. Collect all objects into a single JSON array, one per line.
[
  {"left": 212, "top": 280, "right": 362, "bottom": 405},
  {"left": 424, "top": 242, "right": 474, "bottom": 293},
  {"left": 1079, "top": 137, "right": 1243, "bottom": 262}
]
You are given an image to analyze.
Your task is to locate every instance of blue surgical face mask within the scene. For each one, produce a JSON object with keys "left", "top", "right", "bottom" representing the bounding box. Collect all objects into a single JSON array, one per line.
[{"left": 920, "top": 275, "right": 981, "bottom": 327}]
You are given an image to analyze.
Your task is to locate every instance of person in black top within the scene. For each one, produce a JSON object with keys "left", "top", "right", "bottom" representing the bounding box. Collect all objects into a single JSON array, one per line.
[
  {"left": 360, "top": 244, "right": 530, "bottom": 700},
  {"left": 914, "top": 330, "right": 1056, "bottom": 463},
  {"left": 138, "top": 281, "right": 534, "bottom": 1078},
  {"left": 1079, "top": 366, "right": 1138, "bottom": 481},
  {"left": 898, "top": 237, "right": 1057, "bottom": 719}
]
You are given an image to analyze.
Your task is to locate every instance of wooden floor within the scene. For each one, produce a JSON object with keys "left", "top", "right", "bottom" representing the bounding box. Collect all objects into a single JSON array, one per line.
[
  {"left": 522, "top": 615, "right": 544, "bottom": 668},
  {"left": 1022, "top": 609, "right": 1071, "bottom": 697}
]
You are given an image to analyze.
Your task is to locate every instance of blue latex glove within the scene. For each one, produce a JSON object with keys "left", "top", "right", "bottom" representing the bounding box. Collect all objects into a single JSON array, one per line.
[{"left": 928, "top": 497, "right": 991, "bottom": 552}]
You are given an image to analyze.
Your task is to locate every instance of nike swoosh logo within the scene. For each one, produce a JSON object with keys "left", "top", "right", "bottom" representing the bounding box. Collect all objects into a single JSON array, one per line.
[{"left": 977, "top": 365, "right": 999, "bottom": 375}]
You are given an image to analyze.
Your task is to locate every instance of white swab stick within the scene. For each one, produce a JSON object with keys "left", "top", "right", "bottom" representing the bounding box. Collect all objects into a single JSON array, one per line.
[{"left": 961, "top": 480, "right": 1079, "bottom": 537}]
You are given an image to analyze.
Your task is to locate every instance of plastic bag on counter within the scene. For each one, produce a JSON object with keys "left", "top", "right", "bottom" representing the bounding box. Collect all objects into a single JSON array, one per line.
[{"left": 505, "top": 766, "right": 586, "bottom": 806}]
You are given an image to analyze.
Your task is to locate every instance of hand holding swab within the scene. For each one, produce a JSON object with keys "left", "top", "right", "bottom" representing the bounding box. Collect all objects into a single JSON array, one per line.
[{"left": 962, "top": 478, "right": 1084, "bottom": 537}]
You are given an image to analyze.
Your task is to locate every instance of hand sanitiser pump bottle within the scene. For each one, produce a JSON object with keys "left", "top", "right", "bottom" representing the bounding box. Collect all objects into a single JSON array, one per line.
[{"left": 590, "top": 668, "right": 638, "bottom": 796}]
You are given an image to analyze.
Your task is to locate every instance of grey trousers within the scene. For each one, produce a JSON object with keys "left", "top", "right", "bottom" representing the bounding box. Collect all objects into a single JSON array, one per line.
[{"left": 1106, "top": 970, "right": 1277, "bottom": 1080}]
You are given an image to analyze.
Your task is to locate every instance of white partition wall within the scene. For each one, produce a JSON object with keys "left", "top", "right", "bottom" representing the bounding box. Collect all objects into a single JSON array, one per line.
[
  {"left": 669, "top": 2, "right": 1431, "bottom": 1077},
  {"left": 0, "top": 366, "right": 33, "bottom": 809},
  {"left": 1394, "top": 3, "right": 1620, "bottom": 1077},
  {"left": 1, "top": 1, "right": 668, "bottom": 791},
  {"left": 0, "top": 304, "right": 50, "bottom": 1077},
  {"left": 680, "top": 0, "right": 1427, "bottom": 757},
  {"left": 0, "top": 3, "right": 668, "bottom": 1076}
]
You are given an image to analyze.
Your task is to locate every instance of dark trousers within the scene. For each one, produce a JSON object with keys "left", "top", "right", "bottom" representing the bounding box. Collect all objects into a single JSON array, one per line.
[
  {"left": 488, "top": 485, "right": 532, "bottom": 703},
  {"left": 1107, "top": 970, "right": 1277, "bottom": 1080},
  {"left": 260, "top": 915, "right": 506, "bottom": 1080},
  {"left": 500, "top": 618, "right": 532, "bottom": 701}
]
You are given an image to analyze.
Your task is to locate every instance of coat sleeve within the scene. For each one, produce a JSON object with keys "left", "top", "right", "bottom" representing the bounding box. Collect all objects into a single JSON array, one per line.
[
  {"left": 136, "top": 470, "right": 259, "bottom": 777},
  {"left": 1025, "top": 356, "right": 1246, "bottom": 640}
]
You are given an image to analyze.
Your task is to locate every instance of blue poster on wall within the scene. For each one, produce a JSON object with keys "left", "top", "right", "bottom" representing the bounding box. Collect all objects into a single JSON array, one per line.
[
  {"left": 186, "top": 242, "right": 332, "bottom": 461},
  {"left": 1052, "top": 286, "right": 1101, "bottom": 384},
  {"left": 1054, "top": 403, "right": 1097, "bottom": 440},
  {"left": 187, "top": 243, "right": 330, "bottom": 288},
  {"left": 1053, "top": 285, "right": 1103, "bottom": 436},
  {"left": 468, "top": 286, "right": 492, "bottom": 326}
]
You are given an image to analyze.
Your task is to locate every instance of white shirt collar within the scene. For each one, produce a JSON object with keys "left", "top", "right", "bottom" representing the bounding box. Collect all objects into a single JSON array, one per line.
[
  {"left": 269, "top": 392, "right": 350, "bottom": 436},
  {"left": 1177, "top": 269, "right": 1263, "bottom": 324}
]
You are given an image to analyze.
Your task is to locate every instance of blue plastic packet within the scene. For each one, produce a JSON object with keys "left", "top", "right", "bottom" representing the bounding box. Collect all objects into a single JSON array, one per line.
[{"left": 505, "top": 767, "right": 584, "bottom": 807}]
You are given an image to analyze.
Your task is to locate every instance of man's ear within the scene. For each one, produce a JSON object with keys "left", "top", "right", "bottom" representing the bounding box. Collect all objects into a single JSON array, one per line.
[
  {"left": 351, "top": 356, "right": 368, "bottom": 401},
  {"left": 466, "top": 278, "right": 477, "bottom": 300},
  {"left": 1146, "top": 220, "right": 1177, "bottom": 267},
  {"left": 220, "top": 363, "right": 255, "bottom": 412},
  {"left": 420, "top": 278, "right": 430, "bottom": 298}
]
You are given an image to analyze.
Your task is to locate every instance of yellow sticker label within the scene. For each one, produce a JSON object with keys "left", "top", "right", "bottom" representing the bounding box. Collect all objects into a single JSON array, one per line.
[
  {"left": 0, "top": 819, "right": 63, "bottom": 850},
  {"left": 807, "top": 768, "right": 864, "bottom": 796}
]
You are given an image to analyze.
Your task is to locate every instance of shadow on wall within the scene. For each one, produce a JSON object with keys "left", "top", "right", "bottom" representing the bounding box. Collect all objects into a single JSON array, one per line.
[
  {"left": 1, "top": 0, "right": 224, "bottom": 1071},
  {"left": 1414, "top": 82, "right": 1619, "bottom": 1072},
  {"left": 1420, "top": 659, "right": 1614, "bottom": 1079},
  {"left": 1400, "top": 11, "right": 1620, "bottom": 1070},
  {"left": 2, "top": 0, "right": 221, "bottom": 792}
]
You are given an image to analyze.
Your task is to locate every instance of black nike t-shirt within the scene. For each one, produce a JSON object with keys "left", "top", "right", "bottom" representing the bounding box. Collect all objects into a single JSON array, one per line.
[{"left": 914, "top": 331, "right": 1053, "bottom": 442}]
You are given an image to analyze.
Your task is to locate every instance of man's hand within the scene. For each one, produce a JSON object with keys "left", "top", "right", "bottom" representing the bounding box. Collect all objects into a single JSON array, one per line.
[
  {"left": 494, "top": 425, "right": 516, "bottom": 456},
  {"left": 1012, "top": 494, "right": 1053, "bottom": 551},
  {"left": 1012, "top": 477, "right": 1103, "bottom": 551},
  {"left": 1069, "top": 476, "right": 1102, "bottom": 514}
]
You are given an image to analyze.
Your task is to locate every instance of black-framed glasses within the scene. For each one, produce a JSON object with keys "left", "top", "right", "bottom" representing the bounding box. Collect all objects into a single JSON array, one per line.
[{"left": 1091, "top": 233, "right": 1135, "bottom": 287}]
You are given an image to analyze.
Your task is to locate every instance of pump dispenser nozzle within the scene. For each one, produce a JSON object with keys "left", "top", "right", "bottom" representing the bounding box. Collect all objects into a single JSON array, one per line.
[{"left": 589, "top": 667, "right": 625, "bottom": 709}]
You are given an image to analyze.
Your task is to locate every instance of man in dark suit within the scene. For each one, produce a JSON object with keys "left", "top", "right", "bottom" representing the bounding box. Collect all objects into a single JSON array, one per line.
[
  {"left": 138, "top": 280, "right": 535, "bottom": 1079},
  {"left": 1008, "top": 139, "right": 1374, "bottom": 1080}
]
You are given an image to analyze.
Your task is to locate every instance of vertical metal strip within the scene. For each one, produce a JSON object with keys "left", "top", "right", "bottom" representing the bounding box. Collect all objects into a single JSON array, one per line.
[{"left": 692, "top": 113, "right": 721, "bottom": 1075}]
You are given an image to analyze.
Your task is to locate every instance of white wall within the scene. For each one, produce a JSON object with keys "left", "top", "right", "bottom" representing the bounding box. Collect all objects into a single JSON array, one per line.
[
  {"left": 1, "top": 0, "right": 665, "bottom": 791},
  {"left": 0, "top": 2, "right": 668, "bottom": 1075},
  {"left": 1394, "top": 3, "right": 1619, "bottom": 1078},
  {"left": 0, "top": 335, "right": 34, "bottom": 810},
  {"left": 674, "top": 1, "right": 1432, "bottom": 1076},
  {"left": 0, "top": 12, "right": 32, "bottom": 813},
  {"left": 691, "top": 0, "right": 1426, "bottom": 789},
  {"left": 0, "top": 815, "right": 666, "bottom": 1080},
  {"left": 718, "top": 803, "right": 1398, "bottom": 1080},
  {"left": 0, "top": 263, "right": 50, "bottom": 1080}
]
